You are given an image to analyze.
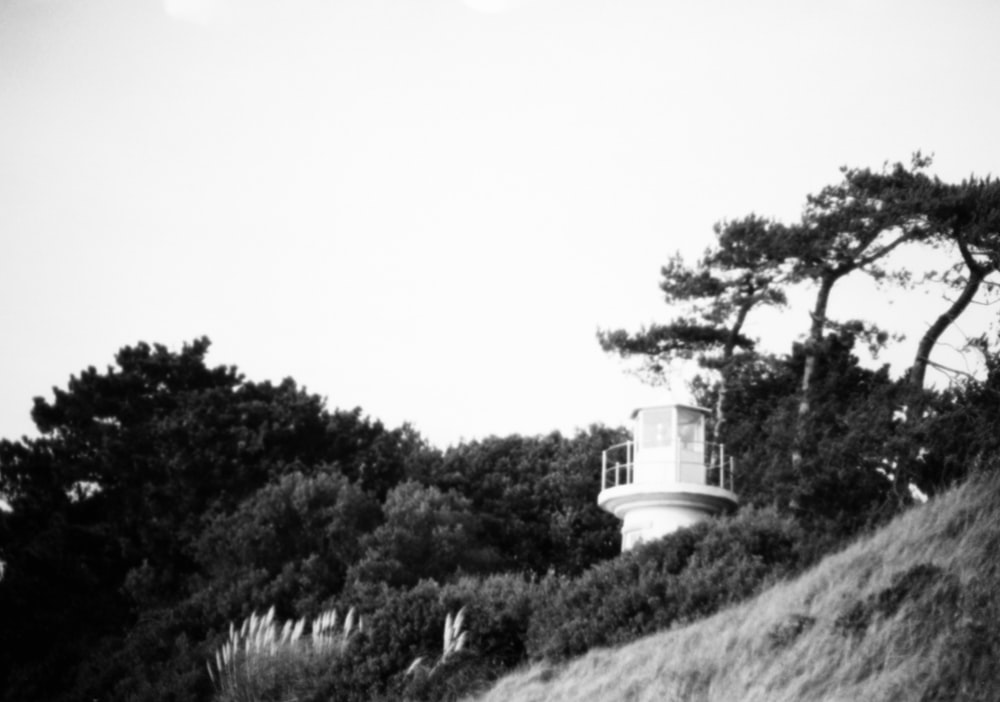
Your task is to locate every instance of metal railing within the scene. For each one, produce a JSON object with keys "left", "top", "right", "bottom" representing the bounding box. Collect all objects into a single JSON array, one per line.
[
  {"left": 601, "top": 441, "right": 635, "bottom": 490},
  {"left": 601, "top": 440, "right": 735, "bottom": 492}
]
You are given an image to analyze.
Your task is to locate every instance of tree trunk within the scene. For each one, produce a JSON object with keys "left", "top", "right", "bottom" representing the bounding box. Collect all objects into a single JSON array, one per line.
[
  {"left": 711, "top": 298, "right": 753, "bottom": 448},
  {"left": 792, "top": 272, "right": 836, "bottom": 472},
  {"left": 909, "top": 245, "right": 989, "bottom": 390}
]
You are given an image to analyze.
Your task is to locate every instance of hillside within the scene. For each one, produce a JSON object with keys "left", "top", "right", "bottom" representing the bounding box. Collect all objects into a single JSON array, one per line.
[{"left": 470, "top": 471, "right": 1000, "bottom": 702}]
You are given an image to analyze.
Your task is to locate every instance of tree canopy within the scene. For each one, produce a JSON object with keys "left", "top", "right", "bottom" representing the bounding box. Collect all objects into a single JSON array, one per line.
[{"left": 600, "top": 156, "right": 1000, "bottom": 518}]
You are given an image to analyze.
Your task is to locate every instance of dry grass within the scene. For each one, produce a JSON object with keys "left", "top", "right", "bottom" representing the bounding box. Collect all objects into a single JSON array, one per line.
[
  {"left": 208, "top": 605, "right": 361, "bottom": 702},
  {"left": 470, "top": 472, "right": 1000, "bottom": 702},
  {"left": 406, "top": 607, "right": 469, "bottom": 677}
]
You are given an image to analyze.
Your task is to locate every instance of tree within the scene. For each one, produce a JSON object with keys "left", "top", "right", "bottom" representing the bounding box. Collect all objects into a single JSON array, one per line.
[
  {"left": 785, "top": 156, "right": 937, "bottom": 469},
  {"left": 599, "top": 215, "right": 789, "bottom": 447},
  {"left": 194, "top": 470, "right": 381, "bottom": 614},
  {"left": 0, "top": 338, "right": 425, "bottom": 702},
  {"left": 902, "top": 344, "right": 1000, "bottom": 496},
  {"left": 347, "top": 481, "right": 496, "bottom": 590},
  {"left": 597, "top": 156, "right": 1000, "bottom": 518},
  {"left": 414, "top": 428, "right": 625, "bottom": 576},
  {"left": 908, "top": 176, "right": 1000, "bottom": 390}
]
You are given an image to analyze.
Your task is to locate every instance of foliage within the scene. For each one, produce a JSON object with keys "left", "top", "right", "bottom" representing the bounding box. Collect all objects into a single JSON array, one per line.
[
  {"left": 413, "top": 427, "right": 626, "bottom": 576},
  {"left": 439, "top": 573, "right": 545, "bottom": 673},
  {"left": 525, "top": 507, "right": 806, "bottom": 661},
  {"left": 347, "top": 481, "right": 498, "bottom": 589},
  {"left": 470, "top": 468, "right": 1000, "bottom": 702},
  {"left": 302, "top": 572, "right": 548, "bottom": 702},
  {"left": 598, "top": 215, "right": 788, "bottom": 377},
  {"left": 310, "top": 580, "right": 447, "bottom": 702},
  {"left": 599, "top": 215, "right": 789, "bottom": 449},
  {"left": 0, "top": 335, "right": 632, "bottom": 702},
  {"left": 602, "top": 157, "right": 1000, "bottom": 517},
  {"left": 906, "top": 175, "right": 1000, "bottom": 389},
  {"left": 692, "top": 330, "right": 904, "bottom": 539},
  {"left": 402, "top": 607, "right": 470, "bottom": 700},
  {"left": 194, "top": 470, "right": 380, "bottom": 615},
  {"left": 894, "top": 351, "right": 1000, "bottom": 498},
  {"left": 208, "top": 606, "right": 361, "bottom": 702},
  {"left": 0, "top": 338, "right": 428, "bottom": 702}
]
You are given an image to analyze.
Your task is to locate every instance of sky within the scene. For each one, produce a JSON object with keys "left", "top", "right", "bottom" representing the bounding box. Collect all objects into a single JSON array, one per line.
[{"left": 2, "top": 0, "right": 999, "bottom": 448}]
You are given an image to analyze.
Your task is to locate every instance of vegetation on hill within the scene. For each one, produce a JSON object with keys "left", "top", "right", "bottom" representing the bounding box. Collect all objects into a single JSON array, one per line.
[
  {"left": 1, "top": 157, "right": 999, "bottom": 700},
  {"left": 472, "top": 468, "right": 1000, "bottom": 702},
  {"left": 0, "top": 339, "right": 626, "bottom": 701}
]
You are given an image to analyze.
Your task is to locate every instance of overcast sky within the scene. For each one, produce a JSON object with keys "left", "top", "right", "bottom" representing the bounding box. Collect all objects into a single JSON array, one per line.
[{"left": 2, "top": 0, "right": 999, "bottom": 447}]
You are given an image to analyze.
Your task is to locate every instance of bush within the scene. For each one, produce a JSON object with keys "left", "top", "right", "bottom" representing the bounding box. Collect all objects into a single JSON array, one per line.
[
  {"left": 309, "top": 573, "right": 546, "bottom": 702},
  {"left": 526, "top": 508, "right": 806, "bottom": 661},
  {"left": 208, "top": 606, "right": 361, "bottom": 702},
  {"left": 312, "top": 580, "right": 446, "bottom": 702},
  {"left": 439, "top": 573, "right": 543, "bottom": 673}
]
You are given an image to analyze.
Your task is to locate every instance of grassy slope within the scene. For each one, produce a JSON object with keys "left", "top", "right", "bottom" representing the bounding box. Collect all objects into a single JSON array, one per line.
[{"left": 471, "top": 472, "right": 1000, "bottom": 702}]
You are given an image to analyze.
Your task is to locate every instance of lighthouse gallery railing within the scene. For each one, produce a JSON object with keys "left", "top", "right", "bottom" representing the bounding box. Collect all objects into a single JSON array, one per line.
[{"left": 601, "top": 441, "right": 734, "bottom": 492}]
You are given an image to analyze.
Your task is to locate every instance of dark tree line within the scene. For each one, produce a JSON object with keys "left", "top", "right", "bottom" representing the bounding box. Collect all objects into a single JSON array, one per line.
[{"left": 0, "top": 338, "right": 624, "bottom": 701}]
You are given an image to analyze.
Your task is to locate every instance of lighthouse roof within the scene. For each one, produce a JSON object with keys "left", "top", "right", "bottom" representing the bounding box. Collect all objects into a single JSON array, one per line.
[{"left": 630, "top": 403, "right": 711, "bottom": 419}]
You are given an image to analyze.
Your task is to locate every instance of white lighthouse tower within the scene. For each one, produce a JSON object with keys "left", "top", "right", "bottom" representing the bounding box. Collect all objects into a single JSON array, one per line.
[{"left": 598, "top": 403, "right": 738, "bottom": 552}]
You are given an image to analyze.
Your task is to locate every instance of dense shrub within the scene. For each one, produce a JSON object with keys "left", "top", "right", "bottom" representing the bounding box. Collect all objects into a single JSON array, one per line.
[
  {"left": 309, "top": 573, "right": 545, "bottom": 702},
  {"left": 208, "top": 607, "right": 361, "bottom": 702},
  {"left": 312, "top": 580, "right": 446, "bottom": 702},
  {"left": 526, "top": 507, "right": 807, "bottom": 661},
  {"left": 396, "top": 572, "right": 549, "bottom": 701},
  {"left": 438, "top": 574, "right": 544, "bottom": 673},
  {"left": 346, "top": 482, "right": 501, "bottom": 590},
  {"left": 411, "top": 429, "right": 626, "bottom": 577}
]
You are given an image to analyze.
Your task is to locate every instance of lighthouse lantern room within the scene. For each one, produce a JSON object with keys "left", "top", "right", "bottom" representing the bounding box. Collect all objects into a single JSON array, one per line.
[{"left": 598, "top": 403, "right": 738, "bottom": 552}]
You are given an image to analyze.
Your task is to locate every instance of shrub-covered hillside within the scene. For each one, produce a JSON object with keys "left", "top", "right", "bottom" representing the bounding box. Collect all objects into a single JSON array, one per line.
[{"left": 473, "top": 469, "right": 1000, "bottom": 702}]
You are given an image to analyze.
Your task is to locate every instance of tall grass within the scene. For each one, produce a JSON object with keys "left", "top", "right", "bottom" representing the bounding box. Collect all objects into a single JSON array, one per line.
[
  {"left": 406, "top": 607, "right": 469, "bottom": 677},
  {"left": 470, "top": 470, "right": 1000, "bottom": 701},
  {"left": 208, "top": 605, "right": 361, "bottom": 702}
]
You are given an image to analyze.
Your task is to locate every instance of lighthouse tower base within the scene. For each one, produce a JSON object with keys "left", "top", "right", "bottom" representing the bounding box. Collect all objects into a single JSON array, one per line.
[{"left": 598, "top": 483, "right": 738, "bottom": 552}]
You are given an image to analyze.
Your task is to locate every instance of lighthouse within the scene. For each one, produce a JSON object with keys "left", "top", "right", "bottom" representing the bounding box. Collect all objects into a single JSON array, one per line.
[{"left": 598, "top": 403, "right": 738, "bottom": 552}]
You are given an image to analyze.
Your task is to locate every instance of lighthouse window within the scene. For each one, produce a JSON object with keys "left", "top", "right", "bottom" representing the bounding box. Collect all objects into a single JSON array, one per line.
[
  {"left": 677, "top": 408, "right": 703, "bottom": 448},
  {"left": 640, "top": 408, "right": 673, "bottom": 448}
]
